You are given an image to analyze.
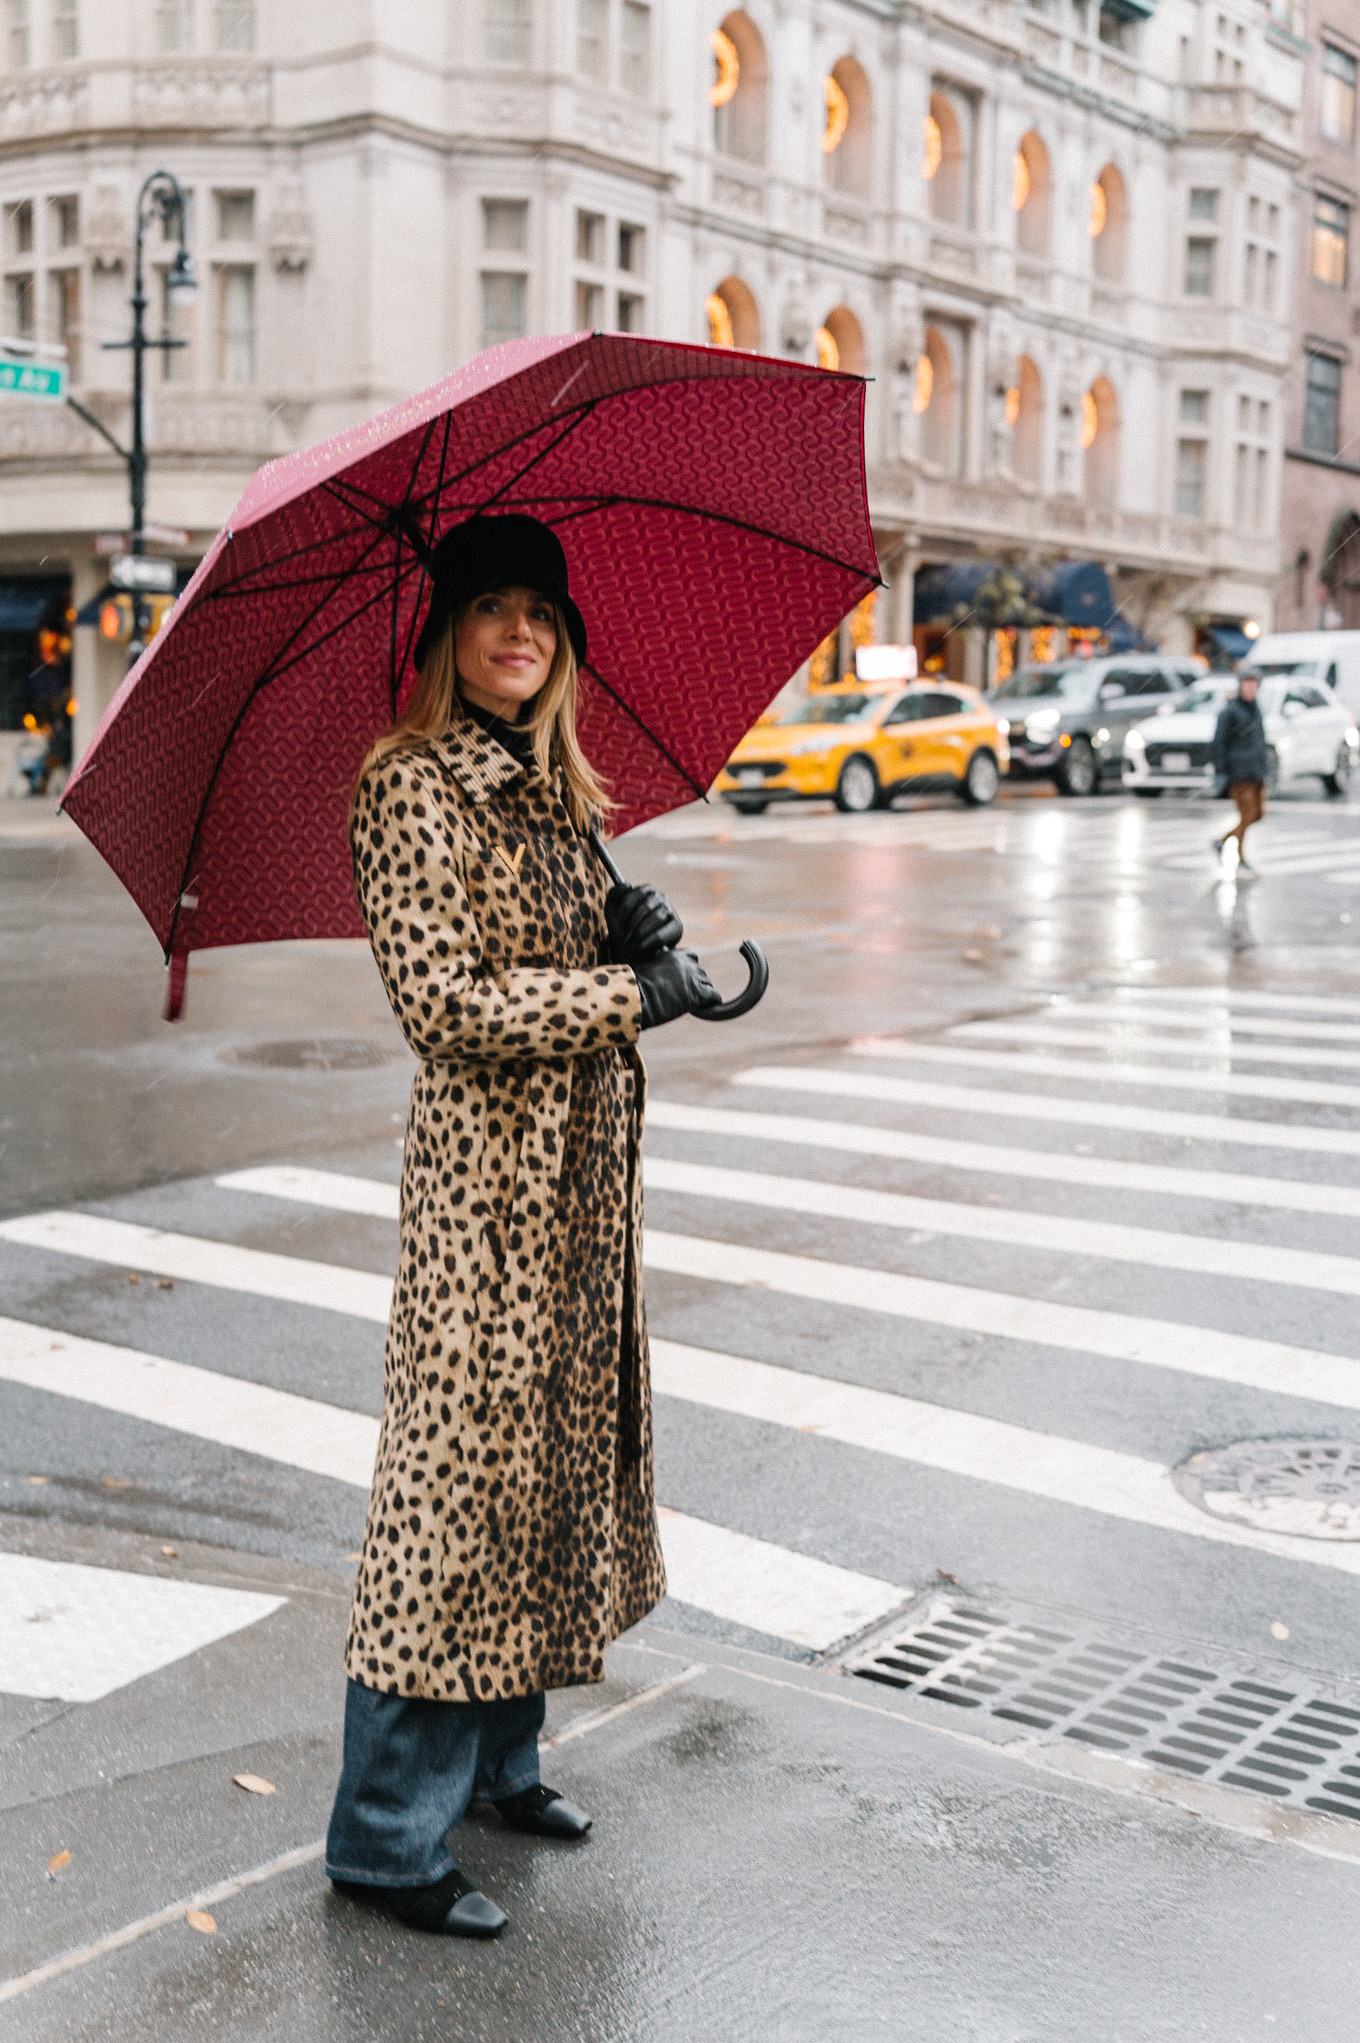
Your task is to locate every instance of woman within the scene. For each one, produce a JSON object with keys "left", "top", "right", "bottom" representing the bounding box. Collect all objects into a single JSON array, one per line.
[{"left": 326, "top": 514, "right": 718, "bottom": 1938}]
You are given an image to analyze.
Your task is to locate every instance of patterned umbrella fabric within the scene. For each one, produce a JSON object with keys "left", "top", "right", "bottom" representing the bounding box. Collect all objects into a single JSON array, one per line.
[{"left": 61, "top": 331, "right": 880, "bottom": 1009}]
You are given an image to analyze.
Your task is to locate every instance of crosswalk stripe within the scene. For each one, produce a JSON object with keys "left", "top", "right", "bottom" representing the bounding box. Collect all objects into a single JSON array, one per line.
[
  {"left": 647, "top": 1097, "right": 1360, "bottom": 1218},
  {"left": 0, "top": 1316, "right": 379, "bottom": 1484},
  {"left": 0, "top": 1210, "right": 393, "bottom": 1319},
  {"left": 168, "top": 1169, "right": 1360, "bottom": 1413},
  {"left": 648, "top": 1340, "right": 1360, "bottom": 1580},
  {"left": 1108, "top": 986, "right": 1360, "bottom": 1018},
  {"left": 219, "top": 1164, "right": 399, "bottom": 1219},
  {"left": 654, "top": 1508, "right": 905, "bottom": 1648},
  {"left": 643, "top": 1155, "right": 1360, "bottom": 1299},
  {"left": 736, "top": 1064, "right": 1360, "bottom": 1159},
  {"left": 7, "top": 1299, "right": 1360, "bottom": 1600},
  {"left": 953, "top": 1018, "right": 1360, "bottom": 1073},
  {"left": 0, "top": 1316, "right": 900, "bottom": 1654},
  {"left": 852, "top": 1038, "right": 1360, "bottom": 1111},
  {"left": 1047, "top": 1001, "right": 1360, "bottom": 1047}
]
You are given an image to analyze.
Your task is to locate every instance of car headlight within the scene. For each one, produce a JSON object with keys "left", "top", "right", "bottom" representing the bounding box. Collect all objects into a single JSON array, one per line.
[
  {"left": 1125, "top": 728, "right": 1145, "bottom": 754},
  {"left": 1025, "top": 711, "right": 1060, "bottom": 739},
  {"left": 995, "top": 717, "right": 1010, "bottom": 736}
]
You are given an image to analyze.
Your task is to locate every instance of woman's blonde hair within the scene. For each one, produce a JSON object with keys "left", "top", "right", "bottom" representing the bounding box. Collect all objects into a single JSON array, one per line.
[{"left": 355, "top": 600, "right": 611, "bottom": 833}]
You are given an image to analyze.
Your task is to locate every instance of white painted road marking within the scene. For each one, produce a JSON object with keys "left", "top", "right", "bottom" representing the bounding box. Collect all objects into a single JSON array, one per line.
[
  {"left": 655, "top": 1507, "right": 905, "bottom": 1648},
  {"left": 736, "top": 1064, "right": 1360, "bottom": 1160},
  {"left": 13, "top": 1190, "right": 1360, "bottom": 1415},
  {"left": 0, "top": 1210, "right": 393, "bottom": 1319},
  {"left": 0, "top": 1553, "right": 284, "bottom": 1703},
  {"left": 1061, "top": 986, "right": 1360, "bottom": 1019},
  {"left": 642, "top": 1154, "right": 1360, "bottom": 1299},
  {"left": 852, "top": 1038, "right": 1360, "bottom": 1111},
  {"left": 0, "top": 1317, "right": 379, "bottom": 1485},
  {"left": 953, "top": 1018, "right": 1360, "bottom": 1074},
  {"left": 647, "top": 1097, "right": 1360, "bottom": 1220},
  {"left": 648, "top": 1341, "right": 1360, "bottom": 1579},
  {"left": 219, "top": 1165, "right": 399, "bottom": 1219},
  {"left": 1047, "top": 1000, "right": 1360, "bottom": 1047}
]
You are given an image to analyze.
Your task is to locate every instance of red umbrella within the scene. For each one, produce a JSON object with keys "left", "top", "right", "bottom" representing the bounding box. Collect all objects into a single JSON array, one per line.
[{"left": 62, "top": 331, "right": 879, "bottom": 1014}]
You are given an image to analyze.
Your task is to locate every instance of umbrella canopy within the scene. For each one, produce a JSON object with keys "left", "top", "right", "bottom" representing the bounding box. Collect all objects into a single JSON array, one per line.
[{"left": 63, "top": 331, "right": 879, "bottom": 984}]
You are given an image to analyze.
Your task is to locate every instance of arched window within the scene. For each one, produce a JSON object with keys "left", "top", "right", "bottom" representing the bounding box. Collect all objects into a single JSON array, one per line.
[
  {"left": 712, "top": 12, "right": 766, "bottom": 165},
  {"left": 1085, "top": 374, "right": 1119, "bottom": 505},
  {"left": 1014, "top": 131, "right": 1051, "bottom": 258},
  {"left": 815, "top": 304, "right": 866, "bottom": 374},
  {"left": 1091, "top": 163, "right": 1127, "bottom": 284},
  {"left": 824, "top": 55, "right": 871, "bottom": 199},
  {"left": 919, "top": 324, "right": 960, "bottom": 472},
  {"left": 706, "top": 275, "right": 760, "bottom": 350},
  {"left": 1013, "top": 354, "right": 1043, "bottom": 485},
  {"left": 924, "top": 88, "right": 969, "bottom": 226}
]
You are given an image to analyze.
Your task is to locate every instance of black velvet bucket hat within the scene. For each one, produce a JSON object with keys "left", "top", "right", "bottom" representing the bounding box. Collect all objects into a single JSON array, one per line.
[{"left": 413, "top": 513, "right": 588, "bottom": 672}]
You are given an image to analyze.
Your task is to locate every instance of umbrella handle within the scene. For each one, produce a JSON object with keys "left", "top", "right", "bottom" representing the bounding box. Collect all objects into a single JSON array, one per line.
[{"left": 587, "top": 825, "right": 769, "bottom": 1024}]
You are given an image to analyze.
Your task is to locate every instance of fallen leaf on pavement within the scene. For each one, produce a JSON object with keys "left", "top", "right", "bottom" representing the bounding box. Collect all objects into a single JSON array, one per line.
[
  {"left": 233, "top": 1773, "right": 277, "bottom": 1796},
  {"left": 100, "top": 1476, "right": 131, "bottom": 1490},
  {"left": 1270, "top": 1621, "right": 1290, "bottom": 1641},
  {"left": 47, "top": 1850, "right": 72, "bottom": 1875},
  {"left": 26, "top": 1475, "right": 47, "bottom": 1486},
  {"left": 962, "top": 949, "right": 985, "bottom": 962},
  {"left": 161, "top": 1546, "right": 178, "bottom": 1559},
  {"left": 936, "top": 1569, "right": 959, "bottom": 1584},
  {"left": 185, "top": 1909, "right": 217, "bottom": 1934},
  {"left": 156, "top": 1279, "right": 175, "bottom": 1290},
  {"left": 126, "top": 1273, "right": 141, "bottom": 1284}
]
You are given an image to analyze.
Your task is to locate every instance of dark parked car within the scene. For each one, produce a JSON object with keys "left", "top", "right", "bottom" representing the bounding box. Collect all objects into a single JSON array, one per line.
[{"left": 990, "top": 654, "right": 1204, "bottom": 795}]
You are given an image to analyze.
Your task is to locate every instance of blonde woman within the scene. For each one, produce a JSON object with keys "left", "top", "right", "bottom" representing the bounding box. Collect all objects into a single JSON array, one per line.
[{"left": 326, "top": 515, "right": 718, "bottom": 1938}]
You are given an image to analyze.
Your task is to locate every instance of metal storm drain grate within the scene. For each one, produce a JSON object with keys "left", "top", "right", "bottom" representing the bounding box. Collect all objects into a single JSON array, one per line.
[
  {"left": 1174, "top": 1438, "right": 1360, "bottom": 1541},
  {"left": 844, "top": 1598, "right": 1360, "bottom": 1821},
  {"left": 224, "top": 1037, "right": 400, "bottom": 1072}
]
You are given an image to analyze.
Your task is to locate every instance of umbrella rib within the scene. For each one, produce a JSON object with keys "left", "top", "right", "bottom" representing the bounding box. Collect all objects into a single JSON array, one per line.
[
  {"left": 389, "top": 418, "right": 439, "bottom": 715},
  {"left": 163, "top": 519, "right": 401, "bottom": 962},
  {"left": 582, "top": 660, "right": 708, "bottom": 802},
  {"left": 532, "top": 493, "right": 883, "bottom": 586},
  {"left": 394, "top": 409, "right": 454, "bottom": 692}
]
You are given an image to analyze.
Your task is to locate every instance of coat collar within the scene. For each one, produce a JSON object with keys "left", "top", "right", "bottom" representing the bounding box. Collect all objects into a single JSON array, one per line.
[{"left": 427, "top": 717, "right": 539, "bottom": 807}]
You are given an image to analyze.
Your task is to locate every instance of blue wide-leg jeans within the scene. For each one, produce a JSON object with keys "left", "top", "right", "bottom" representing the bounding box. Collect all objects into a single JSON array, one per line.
[{"left": 325, "top": 1679, "right": 545, "bottom": 1888}]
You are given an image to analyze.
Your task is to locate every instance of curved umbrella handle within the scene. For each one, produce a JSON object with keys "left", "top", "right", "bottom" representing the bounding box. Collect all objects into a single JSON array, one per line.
[
  {"left": 694, "top": 940, "right": 768, "bottom": 1022},
  {"left": 587, "top": 824, "right": 769, "bottom": 1023}
]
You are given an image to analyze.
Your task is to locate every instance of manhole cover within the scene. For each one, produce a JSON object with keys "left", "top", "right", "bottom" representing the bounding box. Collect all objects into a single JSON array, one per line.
[
  {"left": 1174, "top": 1438, "right": 1360, "bottom": 1542},
  {"left": 223, "top": 1037, "right": 400, "bottom": 1072}
]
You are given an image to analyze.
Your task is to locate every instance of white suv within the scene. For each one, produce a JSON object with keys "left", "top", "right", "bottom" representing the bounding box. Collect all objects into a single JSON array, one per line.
[{"left": 1122, "top": 676, "right": 1358, "bottom": 797}]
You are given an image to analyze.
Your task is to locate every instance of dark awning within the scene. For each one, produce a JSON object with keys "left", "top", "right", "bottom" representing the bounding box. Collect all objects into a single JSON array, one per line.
[
  {"left": 914, "top": 558, "right": 1119, "bottom": 632},
  {"left": 1104, "top": 611, "right": 1152, "bottom": 653},
  {"left": 0, "top": 575, "right": 69, "bottom": 633},
  {"left": 1207, "top": 624, "right": 1252, "bottom": 660}
]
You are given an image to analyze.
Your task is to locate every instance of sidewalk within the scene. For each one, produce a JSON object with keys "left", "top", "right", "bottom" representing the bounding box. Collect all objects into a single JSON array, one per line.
[{"left": 3, "top": 1513, "right": 1357, "bottom": 2042}]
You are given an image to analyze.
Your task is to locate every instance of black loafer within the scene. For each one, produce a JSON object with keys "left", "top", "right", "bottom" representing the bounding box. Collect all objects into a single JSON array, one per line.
[
  {"left": 494, "top": 1783, "right": 592, "bottom": 1839},
  {"left": 332, "top": 1867, "right": 507, "bottom": 1938}
]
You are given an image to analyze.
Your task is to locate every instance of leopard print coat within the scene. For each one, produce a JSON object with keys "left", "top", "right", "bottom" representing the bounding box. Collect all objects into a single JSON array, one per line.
[{"left": 345, "top": 717, "right": 667, "bottom": 1701}]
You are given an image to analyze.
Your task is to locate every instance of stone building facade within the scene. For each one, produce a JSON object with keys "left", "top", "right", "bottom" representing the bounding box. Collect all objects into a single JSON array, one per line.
[
  {"left": 0, "top": 0, "right": 1304, "bottom": 761},
  {"left": 1275, "top": 0, "right": 1360, "bottom": 633}
]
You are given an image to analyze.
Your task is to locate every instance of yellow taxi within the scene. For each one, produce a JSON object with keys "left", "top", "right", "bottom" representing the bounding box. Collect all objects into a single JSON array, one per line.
[{"left": 716, "top": 681, "right": 1010, "bottom": 813}]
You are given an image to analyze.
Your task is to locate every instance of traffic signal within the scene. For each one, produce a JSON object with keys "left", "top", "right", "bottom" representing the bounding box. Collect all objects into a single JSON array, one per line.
[{"left": 97, "top": 592, "right": 176, "bottom": 645}]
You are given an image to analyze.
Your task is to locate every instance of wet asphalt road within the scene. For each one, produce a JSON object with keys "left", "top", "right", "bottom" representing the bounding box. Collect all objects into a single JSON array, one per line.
[{"left": 5, "top": 776, "right": 1360, "bottom": 2039}]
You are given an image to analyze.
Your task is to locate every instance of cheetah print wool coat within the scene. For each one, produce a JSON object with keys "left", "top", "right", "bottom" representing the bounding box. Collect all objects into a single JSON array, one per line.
[{"left": 346, "top": 718, "right": 667, "bottom": 1701}]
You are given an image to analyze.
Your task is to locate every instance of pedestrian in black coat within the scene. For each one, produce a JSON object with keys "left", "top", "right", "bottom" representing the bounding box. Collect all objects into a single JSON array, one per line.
[{"left": 1211, "top": 673, "right": 1269, "bottom": 873}]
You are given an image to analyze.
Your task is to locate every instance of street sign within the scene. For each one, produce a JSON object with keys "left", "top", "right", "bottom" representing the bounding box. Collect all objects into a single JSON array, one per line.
[
  {"left": 110, "top": 553, "right": 176, "bottom": 593},
  {"left": 0, "top": 359, "right": 66, "bottom": 400},
  {"left": 141, "top": 522, "right": 190, "bottom": 547}
]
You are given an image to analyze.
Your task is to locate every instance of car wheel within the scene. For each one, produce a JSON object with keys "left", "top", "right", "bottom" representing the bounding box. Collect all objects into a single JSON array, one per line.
[
  {"left": 727, "top": 796, "right": 769, "bottom": 815},
  {"left": 1264, "top": 745, "right": 1279, "bottom": 794},
  {"left": 960, "top": 748, "right": 1000, "bottom": 806},
  {"left": 835, "top": 754, "right": 880, "bottom": 813},
  {"left": 1324, "top": 747, "right": 1352, "bottom": 799},
  {"left": 1057, "top": 736, "right": 1097, "bottom": 797}
]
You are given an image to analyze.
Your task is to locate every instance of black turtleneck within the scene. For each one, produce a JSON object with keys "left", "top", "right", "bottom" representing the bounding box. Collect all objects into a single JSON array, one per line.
[{"left": 460, "top": 694, "right": 537, "bottom": 769}]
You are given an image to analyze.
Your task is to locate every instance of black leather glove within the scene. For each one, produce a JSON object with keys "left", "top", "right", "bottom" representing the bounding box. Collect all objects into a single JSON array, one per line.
[
  {"left": 606, "top": 882, "right": 683, "bottom": 966},
  {"left": 633, "top": 948, "right": 721, "bottom": 1029}
]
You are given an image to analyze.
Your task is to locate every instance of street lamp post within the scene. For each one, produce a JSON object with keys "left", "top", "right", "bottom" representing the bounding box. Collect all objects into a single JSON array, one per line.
[{"left": 67, "top": 168, "right": 197, "bottom": 661}]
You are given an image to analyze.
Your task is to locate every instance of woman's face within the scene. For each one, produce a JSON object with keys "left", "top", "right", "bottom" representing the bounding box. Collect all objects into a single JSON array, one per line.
[{"left": 454, "top": 585, "right": 557, "bottom": 720}]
